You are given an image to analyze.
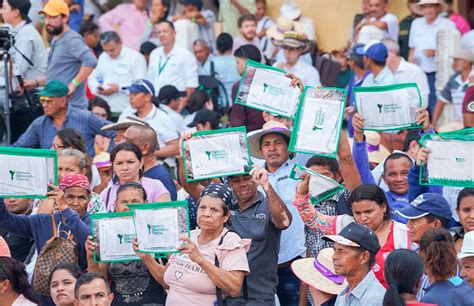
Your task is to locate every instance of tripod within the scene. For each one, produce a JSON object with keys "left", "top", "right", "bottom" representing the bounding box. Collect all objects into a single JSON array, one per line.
[{"left": 1, "top": 49, "right": 11, "bottom": 145}]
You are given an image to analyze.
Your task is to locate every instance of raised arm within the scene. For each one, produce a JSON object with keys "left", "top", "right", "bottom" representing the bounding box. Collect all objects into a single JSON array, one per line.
[
  {"left": 352, "top": 113, "right": 377, "bottom": 185},
  {"left": 0, "top": 198, "right": 34, "bottom": 238},
  {"left": 408, "top": 147, "right": 443, "bottom": 202},
  {"left": 338, "top": 132, "right": 361, "bottom": 191}
]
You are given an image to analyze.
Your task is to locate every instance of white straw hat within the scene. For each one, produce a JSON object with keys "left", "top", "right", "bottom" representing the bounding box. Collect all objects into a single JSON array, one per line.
[{"left": 458, "top": 231, "right": 474, "bottom": 259}]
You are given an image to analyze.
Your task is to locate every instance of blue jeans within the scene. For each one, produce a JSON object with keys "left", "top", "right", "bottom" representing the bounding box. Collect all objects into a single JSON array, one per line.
[
  {"left": 426, "top": 72, "right": 437, "bottom": 116},
  {"left": 276, "top": 266, "right": 300, "bottom": 306}
]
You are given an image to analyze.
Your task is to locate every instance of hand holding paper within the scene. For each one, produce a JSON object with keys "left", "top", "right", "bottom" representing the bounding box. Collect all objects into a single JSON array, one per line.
[
  {"left": 249, "top": 165, "right": 269, "bottom": 189},
  {"left": 46, "top": 184, "right": 67, "bottom": 212},
  {"left": 296, "top": 174, "right": 310, "bottom": 196},
  {"left": 285, "top": 72, "right": 304, "bottom": 92},
  {"left": 352, "top": 113, "right": 365, "bottom": 142},
  {"left": 178, "top": 236, "right": 204, "bottom": 265},
  {"left": 415, "top": 108, "right": 431, "bottom": 132},
  {"left": 416, "top": 147, "right": 431, "bottom": 167}
]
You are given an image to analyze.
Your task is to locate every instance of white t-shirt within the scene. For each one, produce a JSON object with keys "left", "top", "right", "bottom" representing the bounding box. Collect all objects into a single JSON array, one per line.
[
  {"left": 147, "top": 44, "right": 199, "bottom": 94},
  {"left": 370, "top": 12, "right": 399, "bottom": 42},
  {"left": 395, "top": 58, "right": 430, "bottom": 109},
  {"left": 274, "top": 59, "right": 321, "bottom": 87},
  {"left": 409, "top": 15, "right": 457, "bottom": 73}
]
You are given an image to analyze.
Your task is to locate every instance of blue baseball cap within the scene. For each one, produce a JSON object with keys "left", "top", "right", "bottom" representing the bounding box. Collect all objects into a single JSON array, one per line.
[
  {"left": 126, "top": 79, "right": 155, "bottom": 96},
  {"left": 347, "top": 43, "right": 365, "bottom": 60},
  {"left": 395, "top": 193, "right": 453, "bottom": 221},
  {"left": 362, "top": 40, "right": 388, "bottom": 62}
]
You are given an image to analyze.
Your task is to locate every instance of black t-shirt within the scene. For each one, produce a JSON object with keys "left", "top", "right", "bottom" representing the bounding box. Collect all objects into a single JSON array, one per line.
[{"left": 0, "top": 230, "right": 34, "bottom": 262}]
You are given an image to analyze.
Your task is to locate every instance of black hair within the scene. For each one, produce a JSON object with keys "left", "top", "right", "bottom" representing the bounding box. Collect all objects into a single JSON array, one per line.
[
  {"left": 57, "top": 128, "right": 86, "bottom": 153},
  {"left": 383, "top": 249, "right": 424, "bottom": 306},
  {"left": 237, "top": 13, "right": 257, "bottom": 28},
  {"left": 88, "top": 97, "right": 112, "bottom": 120},
  {"left": 352, "top": 55, "right": 365, "bottom": 70},
  {"left": 140, "top": 41, "right": 158, "bottom": 56},
  {"left": 187, "top": 90, "right": 211, "bottom": 113},
  {"left": 158, "top": 20, "right": 175, "bottom": 30},
  {"left": 373, "top": 58, "right": 387, "bottom": 66},
  {"left": 424, "top": 214, "right": 450, "bottom": 229},
  {"left": 156, "top": 0, "right": 171, "bottom": 22},
  {"left": 7, "top": 0, "right": 31, "bottom": 23},
  {"left": 457, "top": 188, "right": 474, "bottom": 209},
  {"left": 117, "top": 182, "right": 148, "bottom": 202},
  {"left": 111, "top": 142, "right": 143, "bottom": 164},
  {"left": 179, "top": 0, "right": 203, "bottom": 10},
  {"left": 79, "top": 19, "right": 99, "bottom": 36},
  {"left": 99, "top": 31, "right": 121, "bottom": 44},
  {"left": 49, "top": 263, "right": 83, "bottom": 287},
  {"left": 74, "top": 273, "right": 110, "bottom": 299},
  {"left": 0, "top": 256, "right": 38, "bottom": 304},
  {"left": 216, "top": 32, "right": 233, "bottom": 54},
  {"left": 349, "top": 184, "right": 391, "bottom": 220},
  {"left": 305, "top": 156, "right": 340, "bottom": 175},
  {"left": 402, "top": 129, "right": 422, "bottom": 152},
  {"left": 234, "top": 44, "right": 262, "bottom": 63},
  {"left": 383, "top": 152, "right": 413, "bottom": 173}
]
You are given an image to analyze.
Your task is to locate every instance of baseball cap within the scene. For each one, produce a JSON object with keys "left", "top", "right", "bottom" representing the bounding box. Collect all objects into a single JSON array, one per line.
[
  {"left": 363, "top": 40, "right": 388, "bottom": 62},
  {"left": 346, "top": 43, "right": 365, "bottom": 60},
  {"left": 458, "top": 230, "right": 474, "bottom": 259},
  {"left": 323, "top": 222, "right": 380, "bottom": 255},
  {"left": 37, "top": 80, "right": 69, "bottom": 97},
  {"left": 40, "top": 0, "right": 70, "bottom": 17},
  {"left": 187, "top": 110, "right": 218, "bottom": 128},
  {"left": 126, "top": 79, "right": 155, "bottom": 96},
  {"left": 158, "top": 85, "right": 187, "bottom": 101},
  {"left": 395, "top": 193, "right": 453, "bottom": 221}
]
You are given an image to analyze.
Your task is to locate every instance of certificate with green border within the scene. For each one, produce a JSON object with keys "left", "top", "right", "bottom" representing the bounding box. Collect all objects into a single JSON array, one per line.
[
  {"left": 290, "top": 164, "right": 345, "bottom": 204},
  {"left": 234, "top": 59, "right": 301, "bottom": 118},
  {"left": 91, "top": 212, "right": 141, "bottom": 263},
  {"left": 419, "top": 130, "right": 474, "bottom": 187},
  {"left": 181, "top": 126, "right": 252, "bottom": 182},
  {"left": 129, "top": 201, "right": 190, "bottom": 254},
  {"left": 289, "top": 87, "right": 346, "bottom": 158},
  {"left": 353, "top": 83, "right": 422, "bottom": 131},
  {"left": 0, "top": 146, "right": 58, "bottom": 198}
]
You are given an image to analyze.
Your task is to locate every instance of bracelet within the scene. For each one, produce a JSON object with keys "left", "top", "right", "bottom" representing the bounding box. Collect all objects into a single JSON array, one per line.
[{"left": 71, "top": 78, "right": 80, "bottom": 87}]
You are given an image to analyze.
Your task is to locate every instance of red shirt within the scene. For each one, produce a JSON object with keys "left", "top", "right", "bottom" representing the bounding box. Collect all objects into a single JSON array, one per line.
[{"left": 373, "top": 223, "right": 396, "bottom": 288}]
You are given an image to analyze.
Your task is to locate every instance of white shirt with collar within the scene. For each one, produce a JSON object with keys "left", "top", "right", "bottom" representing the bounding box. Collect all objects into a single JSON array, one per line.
[
  {"left": 409, "top": 15, "right": 457, "bottom": 73},
  {"left": 147, "top": 44, "right": 199, "bottom": 94},
  {"left": 361, "top": 65, "right": 395, "bottom": 87},
  {"left": 370, "top": 13, "right": 399, "bottom": 42},
  {"left": 89, "top": 45, "right": 147, "bottom": 113},
  {"left": 159, "top": 104, "right": 187, "bottom": 133},
  {"left": 395, "top": 58, "right": 430, "bottom": 109},
  {"left": 273, "top": 59, "right": 321, "bottom": 87}
]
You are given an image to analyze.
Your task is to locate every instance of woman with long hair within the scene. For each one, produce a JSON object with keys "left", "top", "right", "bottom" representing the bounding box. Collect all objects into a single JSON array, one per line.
[
  {"left": 49, "top": 263, "right": 83, "bottom": 306},
  {"left": 0, "top": 256, "right": 38, "bottom": 306}
]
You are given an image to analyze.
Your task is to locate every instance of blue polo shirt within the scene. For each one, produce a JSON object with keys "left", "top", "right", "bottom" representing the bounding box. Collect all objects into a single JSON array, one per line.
[{"left": 420, "top": 276, "right": 474, "bottom": 306}]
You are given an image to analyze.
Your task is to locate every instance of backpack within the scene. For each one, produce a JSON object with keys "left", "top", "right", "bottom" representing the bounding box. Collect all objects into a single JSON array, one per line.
[
  {"left": 33, "top": 215, "right": 78, "bottom": 296},
  {"left": 314, "top": 53, "right": 341, "bottom": 87},
  {"left": 198, "top": 61, "right": 229, "bottom": 113}
]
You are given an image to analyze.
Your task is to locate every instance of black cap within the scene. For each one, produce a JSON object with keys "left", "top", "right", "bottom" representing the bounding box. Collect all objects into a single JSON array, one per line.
[
  {"left": 9, "top": 0, "right": 32, "bottom": 22},
  {"left": 187, "top": 109, "right": 218, "bottom": 128},
  {"left": 157, "top": 85, "right": 187, "bottom": 102},
  {"left": 323, "top": 222, "right": 380, "bottom": 255}
]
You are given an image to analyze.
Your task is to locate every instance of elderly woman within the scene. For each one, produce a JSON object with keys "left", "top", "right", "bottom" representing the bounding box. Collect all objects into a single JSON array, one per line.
[
  {"left": 132, "top": 183, "right": 251, "bottom": 306},
  {"left": 101, "top": 142, "right": 171, "bottom": 211},
  {"left": 87, "top": 182, "right": 168, "bottom": 305}
]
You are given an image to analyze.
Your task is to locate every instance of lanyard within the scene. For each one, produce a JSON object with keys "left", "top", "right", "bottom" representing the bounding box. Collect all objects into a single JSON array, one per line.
[{"left": 158, "top": 54, "right": 172, "bottom": 75}]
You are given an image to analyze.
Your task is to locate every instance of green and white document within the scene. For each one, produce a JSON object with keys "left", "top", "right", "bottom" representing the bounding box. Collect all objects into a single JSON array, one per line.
[
  {"left": 0, "top": 147, "right": 58, "bottom": 198},
  {"left": 182, "top": 127, "right": 252, "bottom": 182},
  {"left": 235, "top": 59, "right": 301, "bottom": 118},
  {"left": 290, "top": 87, "right": 345, "bottom": 158},
  {"left": 91, "top": 212, "right": 139, "bottom": 263},
  {"left": 353, "top": 83, "right": 422, "bottom": 131},
  {"left": 420, "top": 131, "right": 474, "bottom": 187},
  {"left": 130, "top": 202, "right": 190, "bottom": 254},
  {"left": 290, "top": 164, "right": 345, "bottom": 204}
]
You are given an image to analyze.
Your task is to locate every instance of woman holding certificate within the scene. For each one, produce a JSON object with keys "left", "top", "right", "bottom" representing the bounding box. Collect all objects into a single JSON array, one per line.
[
  {"left": 132, "top": 183, "right": 251, "bottom": 306},
  {"left": 100, "top": 143, "right": 171, "bottom": 212},
  {"left": 86, "top": 182, "right": 168, "bottom": 305}
]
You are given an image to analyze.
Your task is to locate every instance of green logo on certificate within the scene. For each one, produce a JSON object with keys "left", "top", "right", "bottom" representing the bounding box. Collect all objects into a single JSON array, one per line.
[
  {"left": 9, "top": 170, "right": 15, "bottom": 180},
  {"left": 455, "top": 157, "right": 465, "bottom": 163},
  {"left": 312, "top": 108, "right": 325, "bottom": 131},
  {"left": 147, "top": 224, "right": 168, "bottom": 236},
  {"left": 116, "top": 233, "right": 134, "bottom": 244},
  {"left": 263, "top": 83, "right": 269, "bottom": 93},
  {"left": 204, "top": 150, "right": 227, "bottom": 161},
  {"left": 377, "top": 104, "right": 383, "bottom": 114}
]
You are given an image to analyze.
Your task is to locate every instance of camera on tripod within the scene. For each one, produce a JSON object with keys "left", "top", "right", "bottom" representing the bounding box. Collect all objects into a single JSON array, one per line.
[{"left": 0, "top": 26, "right": 15, "bottom": 52}]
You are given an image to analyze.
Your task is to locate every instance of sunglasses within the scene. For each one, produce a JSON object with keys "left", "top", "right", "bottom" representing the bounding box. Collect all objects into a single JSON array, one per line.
[{"left": 39, "top": 96, "right": 54, "bottom": 105}]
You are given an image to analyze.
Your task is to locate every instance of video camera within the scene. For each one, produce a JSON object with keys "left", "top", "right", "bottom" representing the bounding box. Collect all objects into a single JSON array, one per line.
[{"left": 0, "top": 26, "right": 15, "bottom": 52}]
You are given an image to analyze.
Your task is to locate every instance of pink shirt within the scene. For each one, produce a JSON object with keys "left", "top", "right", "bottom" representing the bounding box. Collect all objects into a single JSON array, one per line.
[
  {"left": 164, "top": 229, "right": 251, "bottom": 306},
  {"left": 98, "top": 3, "right": 149, "bottom": 50},
  {"left": 450, "top": 13, "right": 471, "bottom": 35},
  {"left": 0, "top": 236, "right": 10, "bottom": 257},
  {"left": 101, "top": 177, "right": 170, "bottom": 212}
]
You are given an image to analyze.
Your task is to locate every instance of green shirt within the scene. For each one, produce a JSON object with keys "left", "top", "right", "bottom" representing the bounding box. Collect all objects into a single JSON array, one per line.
[
  {"left": 336, "top": 68, "right": 354, "bottom": 89},
  {"left": 399, "top": 15, "right": 416, "bottom": 60}
]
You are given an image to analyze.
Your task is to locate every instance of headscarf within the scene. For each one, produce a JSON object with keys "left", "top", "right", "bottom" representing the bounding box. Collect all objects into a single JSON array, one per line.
[
  {"left": 199, "top": 182, "right": 238, "bottom": 212},
  {"left": 59, "top": 174, "right": 91, "bottom": 193}
]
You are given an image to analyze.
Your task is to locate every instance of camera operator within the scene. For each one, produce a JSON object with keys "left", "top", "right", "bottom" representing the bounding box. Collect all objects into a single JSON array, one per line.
[{"left": 0, "top": 0, "right": 47, "bottom": 142}]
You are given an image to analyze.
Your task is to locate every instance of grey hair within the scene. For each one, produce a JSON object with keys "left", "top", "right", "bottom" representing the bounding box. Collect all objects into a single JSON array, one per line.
[
  {"left": 99, "top": 31, "right": 121, "bottom": 45},
  {"left": 382, "top": 38, "right": 400, "bottom": 56},
  {"left": 58, "top": 148, "right": 87, "bottom": 170},
  {"left": 193, "top": 39, "right": 209, "bottom": 48}
]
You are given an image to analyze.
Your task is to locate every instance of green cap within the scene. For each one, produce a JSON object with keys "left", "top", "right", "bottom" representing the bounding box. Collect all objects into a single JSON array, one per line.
[{"left": 38, "top": 80, "right": 69, "bottom": 97}]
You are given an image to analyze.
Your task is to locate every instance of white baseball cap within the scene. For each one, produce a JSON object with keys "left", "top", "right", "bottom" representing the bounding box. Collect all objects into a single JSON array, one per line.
[{"left": 458, "top": 231, "right": 474, "bottom": 259}]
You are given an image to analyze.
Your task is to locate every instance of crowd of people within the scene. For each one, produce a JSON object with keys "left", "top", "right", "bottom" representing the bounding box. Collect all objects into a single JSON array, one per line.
[{"left": 0, "top": 0, "right": 473, "bottom": 305}]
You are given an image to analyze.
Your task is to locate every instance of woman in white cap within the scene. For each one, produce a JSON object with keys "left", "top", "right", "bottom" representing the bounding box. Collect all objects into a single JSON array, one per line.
[{"left": 459, "top": 231, "right": 474, "bottom": 288}]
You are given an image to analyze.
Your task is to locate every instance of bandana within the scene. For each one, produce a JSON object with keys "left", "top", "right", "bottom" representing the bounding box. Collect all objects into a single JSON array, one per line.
[
  {"left": 200, "top": 182, "right": 238, "bottom": 211},
  {"left": 59, "top": 174, "right": 91, "bottom": 192}
]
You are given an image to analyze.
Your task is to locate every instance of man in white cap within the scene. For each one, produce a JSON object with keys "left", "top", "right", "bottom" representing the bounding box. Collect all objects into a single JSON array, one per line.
[
  {"left": 432, "top": 49, "right": 474, "bottom": 128},
  {"left": 280, "top": 1, "right": 315, "bottom": 40}
]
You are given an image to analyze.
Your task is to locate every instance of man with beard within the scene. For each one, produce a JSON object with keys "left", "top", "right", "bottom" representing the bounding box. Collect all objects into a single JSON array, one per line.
[
  {"left": 233, "top": 13, "right": 262, "bottom": 53},
  {"left": 35, "top": 0, "right": 97, "bottom": 110}
]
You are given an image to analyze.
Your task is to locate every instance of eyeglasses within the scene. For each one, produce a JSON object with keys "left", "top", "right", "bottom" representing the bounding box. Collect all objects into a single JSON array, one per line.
[{"left": 39, "top": 96, "right": 54, "bottom": 105}]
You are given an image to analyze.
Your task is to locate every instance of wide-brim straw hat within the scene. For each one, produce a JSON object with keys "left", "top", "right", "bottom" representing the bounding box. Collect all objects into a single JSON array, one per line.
[
  {"left": 291, "top": 248, "right": 347, "bottom": 295},
  {"left": 101, "top": 116, "right": 149, "bottom": 131},
  {"left": 450, "top": 49, "right": 474, "bottom": 62},
  {"left": 417, "top": 0, "right": 447, "bottom": 10},
  {"left": 271, "top": 31, "right": 314, "bottom": 54},
  {"left": 365, "top": 131, "right": 390, "bottom": 164},
  {"left": 248, "top": 121, "right": 292, "bottom": 159},
  {"left": 267, "top": 16, "right": 306, "bottom": 42}
]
